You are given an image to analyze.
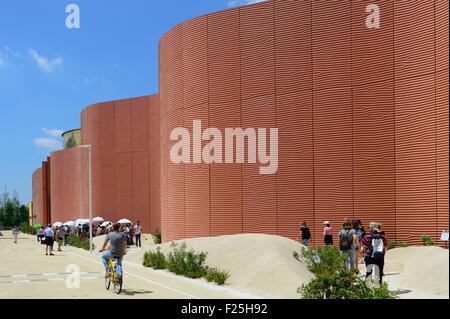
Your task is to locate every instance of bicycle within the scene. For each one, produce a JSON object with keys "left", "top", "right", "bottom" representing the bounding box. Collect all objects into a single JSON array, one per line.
[{"left": 104, "top": 257, "right": 123, "bottom": 294}]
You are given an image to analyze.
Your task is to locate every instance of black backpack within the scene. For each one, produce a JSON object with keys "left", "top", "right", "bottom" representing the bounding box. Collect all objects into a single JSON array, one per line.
[{"left": 339, "top": 230, "right": 352, "bottom": 251}]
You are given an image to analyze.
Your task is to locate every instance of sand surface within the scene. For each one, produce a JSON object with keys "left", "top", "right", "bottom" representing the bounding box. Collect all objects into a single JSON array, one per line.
[
  {"left": 93, "top": 232, "right": 448, "bottom": 299},
  {"left": 383, "top": 246, "right": 449, "bottom": 298}
]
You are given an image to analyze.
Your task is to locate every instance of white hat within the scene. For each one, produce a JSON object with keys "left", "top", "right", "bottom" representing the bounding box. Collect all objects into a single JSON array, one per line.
[
  {"left": 369, "top": 221, "right": 379, "bottom": 231},
  {"left": 323, "top": 221, "right": 330, "bottom": 225}
]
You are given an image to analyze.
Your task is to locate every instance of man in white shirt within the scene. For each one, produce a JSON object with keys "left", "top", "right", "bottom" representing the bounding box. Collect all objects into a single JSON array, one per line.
[{"left": 43, "top": 225, "right": 55, "bottom": 256}]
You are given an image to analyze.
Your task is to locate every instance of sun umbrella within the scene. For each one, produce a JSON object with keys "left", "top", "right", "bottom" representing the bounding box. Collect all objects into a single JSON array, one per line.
[
  {"left": 92, "top": 217, "right": 104, "bottom": 224},
  {"left": 64, "top": 221, "right": 75, "bottom": 227},
  {"left": 101, "top": 221, "right": 112, "bottom": 227},
  {"left": 33, "top": 224, "right": 43, "bottom": 229},
  {"left": 117, "top": 218, "right": 132, "bottom": 224},
  {"left": 52, "top": 222, "right": 63, "bottom": 228},
  {"left": 74, "top": 219, "right": 86, "bottom": 226}
]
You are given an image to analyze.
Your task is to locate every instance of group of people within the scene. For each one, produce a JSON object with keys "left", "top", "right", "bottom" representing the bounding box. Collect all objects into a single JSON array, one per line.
[
  {"left": 300, "top": 219, "right": 387, "bottom": 284},
  {"left": 34, "top": 220, "right": 143, "bottom": 257}
]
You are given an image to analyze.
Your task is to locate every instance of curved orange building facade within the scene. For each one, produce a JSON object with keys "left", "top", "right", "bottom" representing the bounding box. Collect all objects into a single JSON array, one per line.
[
  {"left": 159, "top": 0, "right": 449, "bottom": 245},
  {"left": 32, "top": 0, "right": 448, "bottom": 246}
]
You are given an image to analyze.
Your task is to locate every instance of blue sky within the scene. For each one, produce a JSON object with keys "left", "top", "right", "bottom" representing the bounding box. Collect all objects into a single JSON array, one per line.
[{"left": 0, "top": 0, "right": 263, "bottom": 203}]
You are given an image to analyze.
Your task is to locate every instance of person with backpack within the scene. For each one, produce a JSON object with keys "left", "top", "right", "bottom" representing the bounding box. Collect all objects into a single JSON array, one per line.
[
  {"left": 300, "top": 221, "right": 311, "bottom": 246},
  {"left": 353, "top": 219, "right": 366, "bottom": 266},
  {"left": 338, "top": 219, "right": 358, "bottom": 270},
  {"left": 362, "top": 222, "right": 387, "bottom": 284}
]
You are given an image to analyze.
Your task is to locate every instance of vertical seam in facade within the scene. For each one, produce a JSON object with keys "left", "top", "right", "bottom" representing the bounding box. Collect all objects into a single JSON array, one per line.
[
  {"left": 310, "top": 0, "right": 315, "bottom": 246},
  {"left": 147, "top": 98, "right": 151, "bottom": 232},
  {"left": 393, "top": 2, "right": 397, "bottom": 242},
  {"left": 130, "top": 101, "right": 134, "bottom": 223},
  {"left": 273, "top": 0, "right": 278, "bottom": 236},
  {"left": 434, "top": 0, "right": 438, "bottom": 240},
  {"left": 181, "top": 28, "right": 186, "bottom": 240},
  {"left": 350, "top": 0, "right": 355, "bottom": 221},
  {"left": 239, "top": 8, "right": 244, "bottom": 234},
  {"left": 207, "top": 16, "right": 211, "bottom": 237},
  {"left": 113, "top": 102, "right": 117, "bottom": 222}
]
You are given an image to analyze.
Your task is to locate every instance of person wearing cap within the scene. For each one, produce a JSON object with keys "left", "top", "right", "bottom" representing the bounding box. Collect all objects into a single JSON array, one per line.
[
  {"left": 361, "top": 221, "right": 388, "bottom": 284},
  {"left": 323, "top": 221, "right": 333, "bottom": 246}
]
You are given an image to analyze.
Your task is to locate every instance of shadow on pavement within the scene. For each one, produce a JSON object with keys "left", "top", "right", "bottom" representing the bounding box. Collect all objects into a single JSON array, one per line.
[
  {"left": 120, "top": 289, "right": 154, "bottom": 296},
  {"left": 395, "top": 288, "right": 413, "bottom": 295}
]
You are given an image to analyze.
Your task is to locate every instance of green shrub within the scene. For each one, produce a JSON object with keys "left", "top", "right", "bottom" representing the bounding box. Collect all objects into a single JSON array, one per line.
[
  {"left": 206, "top": 268, "right": 230, "bottom": 285},
  {"left": 298, "top": 246, "right": 346, "bottom": 277},
  {"left": 143, "top": 247, "right": 167, "bottom": 269},
  {"left": 167, "top": 242, "right": 208, "bottom": 279},
  {"left": 19, "top": 221, "right": 33, "bottom": 234},
  {"left": 152, "top": 228, "right": 162, "bottom": 244},
  {"left": 388, "top": 240, "right": 408, "bottom": 249},
  {"left": 66, "top": 235, "right": 94, "bottom": 251},
  {"left": 297, "top": 245, "right": 396, "bottom": 299},
  {"left": 420, "top": 235, "right": 435, "bottom": 246}
]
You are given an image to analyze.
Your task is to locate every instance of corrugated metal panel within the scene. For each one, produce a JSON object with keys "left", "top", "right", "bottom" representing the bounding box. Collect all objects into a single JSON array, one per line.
[
  {"left": 166, "top": 26, "right": 184, "bottom": 115},
  {"left": 115, "top": 99, "right": 132, "bottom": 153},
  {"left": 314, "top": 88, "right": 353, "bottom": 244},
  {"left": 208, "top": 10, "right": 241, "bottom": 104},
  {"left": 160, "top": 115, "right": 170, "bottom": 241},
  {"left": 184, "top": 104, "right": 211, "bottom": 239},
  {"left": 312, "top": 0, "right": 351, "bottom": 90},
  {"left": 132, "top": 151, "right": 150, "bottom": 233},
  {"left": 395, "top": 73, "right": 437, "bottom": 244},
  {"left": 149, "top": 95, "right": 161, "bottom": 233},
  {"left": 242, "top": 95, "right": 277, "bottom": 235},
  {"left": 115, "top": 152, "right": 133, "bottom": 221},
  {"left": 159, "top": 37, "right": 169, "bottom": 118},
  {"left": 165, "top": 110, "right": 186, "bottom": 242},
  {"left": 276, "top": 90, "right": 314, "bottom": 243},
  {"left": 183, "top": 16, "right": 208, "bottom": 109},
  {"left": 394, "top": 0, "right": 435, "bottom": 80},
  {"left": 210, "top": 100, "right": 243, "bottom": 236},
  {"left": 436, "top": 69, "right": 449, "bottom": 238},
  {"left": 131, "top": 97, "right": 149, "bottom": 152},
  {"left": 240, "top": 1, "right": 275, "bottom": 100},
  {"left": 351, "top": 0, "right": 394, "bottom": 85},
  {"left": 275, "top": 0, "right": 312, "bottom": 95},
  {"left": 91, "top": 102, "right": 117, "bottom": 222},
  {"left": 436, "top": 0, "right": 449, "bottom": 72},
  {"left": 353, "top": 80, "right": 396, "bottom": 241}
]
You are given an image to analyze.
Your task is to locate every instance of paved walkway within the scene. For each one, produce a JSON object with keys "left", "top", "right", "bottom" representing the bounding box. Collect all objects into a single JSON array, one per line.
[{"left": 0, "top": 231, "right": 259, "bottom": 299}]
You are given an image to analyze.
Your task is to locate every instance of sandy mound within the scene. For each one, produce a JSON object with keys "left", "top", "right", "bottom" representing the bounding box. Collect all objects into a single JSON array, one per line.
[
  {"left": 128, "top": 233, "right": 314, "bottom": 298},
  {"left": 384, "top": 246, "right": 449, "bottom": 298}
]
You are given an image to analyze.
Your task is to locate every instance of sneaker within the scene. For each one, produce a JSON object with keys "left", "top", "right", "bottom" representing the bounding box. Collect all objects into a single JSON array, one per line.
[
  {"left": 49, "top": 253, "right": 55, "bottom": 256},
  {"left": 45, "top": 253, "right": 48, "bottom": 256}
]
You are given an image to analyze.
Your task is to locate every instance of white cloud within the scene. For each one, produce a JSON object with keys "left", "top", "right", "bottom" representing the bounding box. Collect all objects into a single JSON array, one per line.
[
  {"left": 43, "top": 128, "right": 64, "bottom": 138},
  {"left": 28, "top": 49, "right": 63, "bottom": 73},
  {"left": 34, "top": 138, "right": 62, "bottom": 149},
  {"left": 227, "top": 0, "right": 266, "bottom": 7}
]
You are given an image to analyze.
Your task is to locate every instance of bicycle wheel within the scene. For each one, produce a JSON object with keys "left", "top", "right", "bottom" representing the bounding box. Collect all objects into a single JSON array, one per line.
[
  {"left": 104, "top": 275, "right": 111, "bottom": 290},
  {"left": 113, "top": 275, "right": 122, "bottom": 294}
]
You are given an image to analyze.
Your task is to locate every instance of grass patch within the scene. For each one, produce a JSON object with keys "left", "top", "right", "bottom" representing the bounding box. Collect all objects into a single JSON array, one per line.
[
  {"left": 206, "top": 268, "right": 230, "bottom": 285},
  {"left": 66, "top": 235, "right": 94, "bottom": 251},
  {"left": 142, "top": 242, "right": 230, "bottom": 285}
]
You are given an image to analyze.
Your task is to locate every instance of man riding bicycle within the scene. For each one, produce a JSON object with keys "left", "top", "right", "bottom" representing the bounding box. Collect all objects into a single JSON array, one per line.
[{"left": 99, "top": 223, "right": 127, "bottom": 277}]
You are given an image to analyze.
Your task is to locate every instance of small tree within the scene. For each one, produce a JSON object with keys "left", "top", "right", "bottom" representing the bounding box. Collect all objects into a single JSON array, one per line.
[{"left": 420, "top": 235, "right": 435, "bottom": 246}]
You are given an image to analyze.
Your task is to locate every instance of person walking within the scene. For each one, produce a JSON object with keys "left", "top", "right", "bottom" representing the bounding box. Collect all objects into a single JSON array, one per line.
[
  {"left": 12, "top": 226, "right": 19, "bottom": 244},
  {"left": 338, "top": 219, "right": 358, "bottom": 270},
  {"left": 43, "top": 225, "right": 55, "bottom": 256},
  {"left": 55, "top": 227, "right": 63, "bottom": 252},
  {"left": 37, "top": 226, "right": 44, "bottom": 243},
  {"left": 362, "top": 222, "right": 387, "bottom": 285},
  {"left": 323, "top": 221, "right": 333, "bottom": 246},
  {"left": 353, "top": 219, "right": 366, "bottom": 266},
  {"left": 300, "top": 221, "right": 311, "bottom": 246},
  {"left": 134, "top": 221, "right": 142, "bottom": 247}
]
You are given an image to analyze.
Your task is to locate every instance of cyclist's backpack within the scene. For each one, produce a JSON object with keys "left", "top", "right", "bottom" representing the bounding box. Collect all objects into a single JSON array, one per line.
[
  {"left": 370, "top": 232, "right": 385, "bottom": 259},
  {"left": 339, "top": 230, "right": 352, "bottom": 251}
]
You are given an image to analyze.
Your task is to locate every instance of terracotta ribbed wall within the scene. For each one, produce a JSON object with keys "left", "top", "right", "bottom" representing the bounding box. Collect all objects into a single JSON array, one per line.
[
  {"left": 80, "top": 95, "right": 160, "bottom": 233},
  {"left": 160, "top": 0, "right": 449, "bottom": 245},
  {"left": 49, "top": 147, "right": 88, "bottom": 224},
  {"left": 32, "top": 168, "right": 45, "bottom": 225}
]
